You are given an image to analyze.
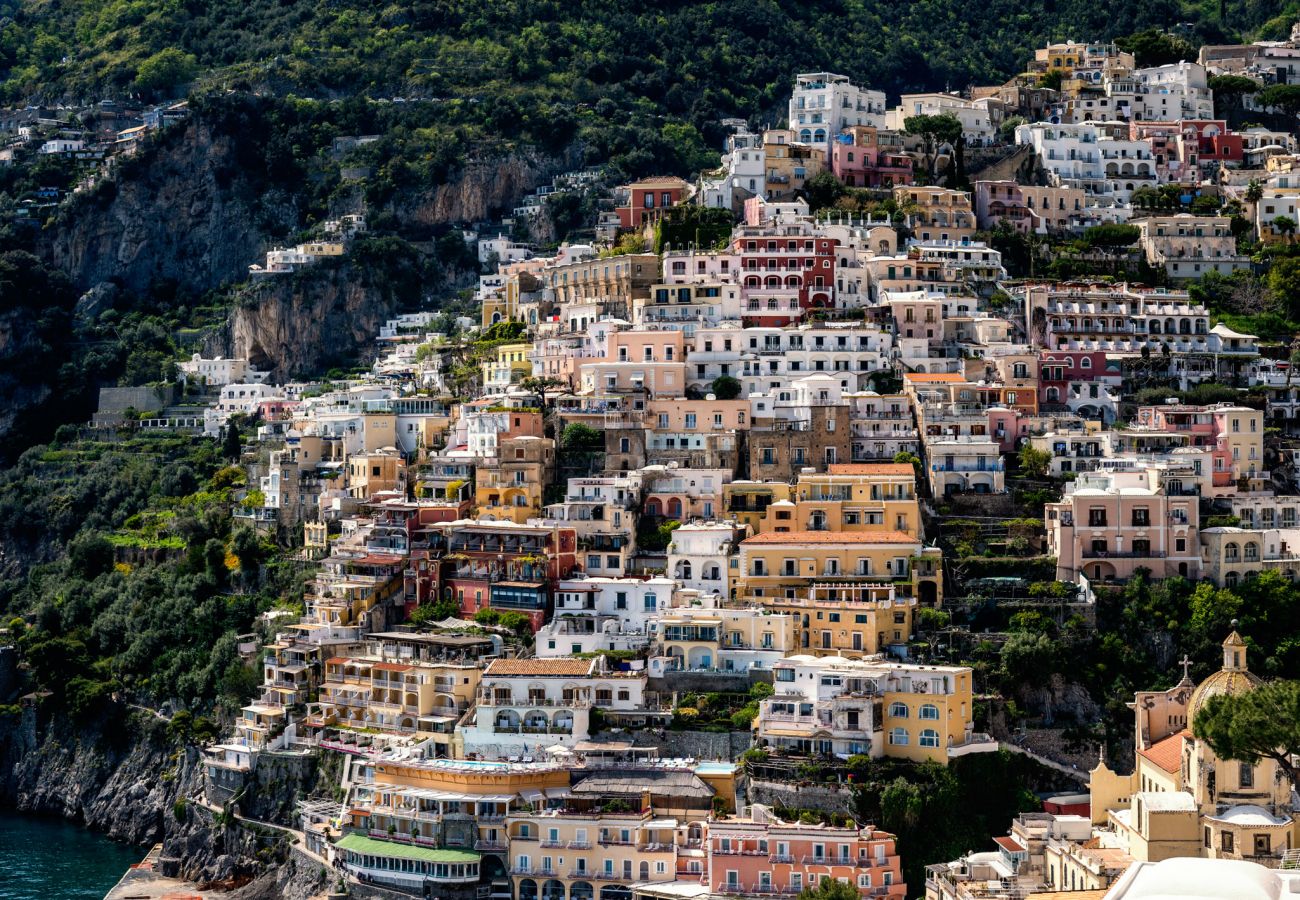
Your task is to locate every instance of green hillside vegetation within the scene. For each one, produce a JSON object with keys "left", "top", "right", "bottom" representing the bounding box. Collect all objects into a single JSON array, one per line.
[{"left": 0, "top": 1, "right": 1288, "bottom": 178}]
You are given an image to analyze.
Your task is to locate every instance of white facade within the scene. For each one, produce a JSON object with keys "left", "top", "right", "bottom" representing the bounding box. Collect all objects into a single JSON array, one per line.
[
  {"left": 788, "top": 72, "right": 886, "bottom": 151},
  {"left": 666, "top": 522, "right": 746, "bottom": 596}
]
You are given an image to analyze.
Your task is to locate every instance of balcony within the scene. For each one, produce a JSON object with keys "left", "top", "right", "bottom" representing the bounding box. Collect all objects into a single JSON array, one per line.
[
  {"left": 1080, "top": 549, "right": 1166, "bottom": 559},
  {"left": 474, "top": 840, "right": 507, "bottom": 851}
]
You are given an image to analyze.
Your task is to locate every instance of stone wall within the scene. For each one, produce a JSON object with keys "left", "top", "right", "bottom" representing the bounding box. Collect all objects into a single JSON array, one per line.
[
  {"left": 747, "top": 778, "right": 858, "bottom": 816},
  {"left": 603, "top": 728, "right": 753, "bottom": 761}
]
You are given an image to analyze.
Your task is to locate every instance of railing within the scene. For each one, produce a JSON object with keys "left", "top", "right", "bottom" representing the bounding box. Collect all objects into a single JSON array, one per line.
[{"left": 1081, "top": 549, "right": 1166, "bottom": 559}]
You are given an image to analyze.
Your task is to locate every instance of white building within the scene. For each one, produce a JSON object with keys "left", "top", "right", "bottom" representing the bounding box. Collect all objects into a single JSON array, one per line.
[
  {"left": 666, "top": 521, "right": 748, "bottom": 596},
  {"left": 925, "top": 438, "right": 1005, "bottom": 496},
  {"left": 886, "top": 93, "right": 1000, "bottom": 144},
  {"left": 459, "top": 657, "right": 647, "bottom": 759},
  {"left": 1017, "top": 122, "right": 1157, "bottom": 202},
  {"left": 179, "top": 354, "right": 271, "bottom": 387},
  {"left": 788, "top": 72, "right": 887, "bottom": 152},
  {"left": 535, "top": 576, "right": 672, "bottom": 657},
  {"left": 698, "top": 126, "right": 767, "bottom": 210}
]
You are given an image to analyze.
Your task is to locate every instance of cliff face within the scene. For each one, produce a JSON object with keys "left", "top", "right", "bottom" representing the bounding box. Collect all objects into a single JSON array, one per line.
[
  {"left": 0, "top": 710, "right": 180, "bottom": 845},
  {"left": 399, "top": 149, "right": 575, "bottom": 226},
  {"left": 44, "top": 122, "right": 298, "bottom": 296},
  {"left": 0, "top": 707, "right": 332, "bottom": 893},
  {"left": 215, "top": 259, "right": 410, "bottom": 378}
]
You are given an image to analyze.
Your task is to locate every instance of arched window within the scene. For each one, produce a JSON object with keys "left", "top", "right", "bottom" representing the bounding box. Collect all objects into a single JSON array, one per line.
[
  {"left": 888, "top": 702, "right": 909, "bottom": 718},
  {"left": 920, "top": 729, "right": 940, "bottom": 748},
  {"left": 1224, "top": 542, "right": 1240, "bottom": 562},
  {"left": 1244, "top": 543, "right": 1259, "bottom": 562},
  {"left": 919, "top": 704, "right": 940, "bottom": 720},
  {"left": 676, "top": 560, "right": 692, "bottom": 580},
  {"left": 1226, "top": 571, "right": 1239, "bottom": 587},
  {"left": 890, "top": 727, "right": 909, "bottom": 745}
]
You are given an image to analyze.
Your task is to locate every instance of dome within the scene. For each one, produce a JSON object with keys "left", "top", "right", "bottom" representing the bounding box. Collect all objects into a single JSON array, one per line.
[{"left": 1187, "top": 631, "right": 1261, "bottom": 725}]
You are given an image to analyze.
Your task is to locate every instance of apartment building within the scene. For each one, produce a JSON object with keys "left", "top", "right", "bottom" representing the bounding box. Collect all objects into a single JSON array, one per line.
[
  {"left": 894, "top": 186, "right": 977, "bottom": 243},
  {"left": 788, "top": 72, "right": 887, "bottom": 152},
  {"left": 651, "top": 602, "right": 798, "bottom": 673},
  {"left": 666, "top": 521, "right": 748, "bottom": 598},
  {"left": 535, "top": 576, "right": 671, "bottom": 657},
  {"left": 735, "top": 529, "right": 942, "bottom": 606},
  {"left": 758, "top": 655, "right": 989, "bottom": 763},
  {"left": 1046, "top": 468, "right": 1201, "bottom": 583},
  {"left": 460, "top": 657, "right": 647, "bottom": 758},
  {"left": 708, "top": 804, "right": 906, "bottom": 899},
  {"left": 762, "top": 582, "right": 916, "bottom": 657},
  {"left": 1135, "top": 214, "right": 1250, "bottom": 280}
]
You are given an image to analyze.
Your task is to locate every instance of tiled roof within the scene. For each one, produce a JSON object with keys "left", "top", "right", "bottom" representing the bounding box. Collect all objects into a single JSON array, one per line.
[
  {"left": 1137, "top": 730, "right": 1189, "bottom": 775},
  {"left": 994, "top": 836, "right": 1026, "bottom": 853},
  {"left": 485, "top": 658, "right": 595, "bottom": 677},
  {"left": 903, "top": 373, "right": 966, "bottom": 383},
  {"left": 826, "top": 463, "right": 915, "bottom": 476},
  {"left": 742, "top": 530, "right": 918, "bottom": 545},
  {"left": 372, "top": 663, "right": 412, "bottom": 672}
]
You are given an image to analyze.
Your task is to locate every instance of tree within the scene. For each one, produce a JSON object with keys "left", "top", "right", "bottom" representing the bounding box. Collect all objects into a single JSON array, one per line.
[
  {"left": 1268, "top": 257, "right": 1300, "bottom": 318},
  {"left": 1037, "top": 70, "right": 1064, "bottom": 92},
  {"left": 560, "top": 422, "right": 602, "bottom": 451},
  {"left": 1273, "top": 216, "right": 1297, "bottom": 242},
  {"left": 134, "top": 48, "right": 198, "bottom": 95},
  {"left": 1209, "top": 75, "right": 1260, "bottom": 121},
  {"left": 1193, "top": 680, "right": 1300, "bottom": 791},
  {"left": 1116, "top": 29, "right": 1194, "bottom": 68},
  {"left": 1081, "top": 223, "right": 1140, "bottom": 251},
  {"left": 1257, "top": 84, "right": 1300, "bottom": 120},
  {"left": 710, "top": 375, "right": 742, "bottom": 400},
  {"left": 905, "top": 114, "right": 964, "bottom": 183},
  {"left": 222, "top": 421, "right": 242, "bottom": 461},
  {"left": 1017, "top": 445, "right": 1052, "bottom": 478},
  {"left": 796, "top": 877, "right": 861, "bottom": 900},
  {"left": 519, "top": 375, "right": 569, "bottom": 409},
  {"left": 801, "top": 171, "right": 846, "bottom": 213}
]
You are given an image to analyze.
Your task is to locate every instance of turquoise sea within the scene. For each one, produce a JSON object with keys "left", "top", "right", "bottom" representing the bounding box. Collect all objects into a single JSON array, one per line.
[{"left": 0, "top": 813, "right": 142, "bottom": 900}]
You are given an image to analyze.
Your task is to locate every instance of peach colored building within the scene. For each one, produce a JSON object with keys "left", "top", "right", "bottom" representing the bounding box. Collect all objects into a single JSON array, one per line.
[
  {"left": 1046, "top": 468, "right": 1201, "bottom": 584},
  {"left": 707, "top": 805, "right": 906, "bottom": 899}
]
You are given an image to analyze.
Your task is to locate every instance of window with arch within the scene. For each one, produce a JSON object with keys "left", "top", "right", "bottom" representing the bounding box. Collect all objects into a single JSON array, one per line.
[
  {"left": 890, "top": 727, "right": 909, "bottom": 745},
  {"left": 919, "top": 729, "right": 941, "bottom": 748},
  {"left": 1224, "top": 542, "right": 1240, "bottom": 562},
  {"left": 888, "top": 702, "right": 909, "bottom": 718},
  {"left": 1244, "top": 543, "right": 1259, "bottom": 562},
  {"left": 919, "top": 704, "right": 940, "bottom": 720}
]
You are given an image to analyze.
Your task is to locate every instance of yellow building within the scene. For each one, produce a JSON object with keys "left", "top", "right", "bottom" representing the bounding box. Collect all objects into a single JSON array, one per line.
[
  {"left": 764, "top": 655, "right": 984, "bottom": 764},
  {"left": 316, "top": 656, "right": 481, "bottom": 752},
  {"left": 723, "top": 481, "right": 793, "bottom": 535},
  {"left": 482, "top": 342, "right": 534, "bottom": 393},
  {"left": 475, "top": 436, "right": 555, "bottom": 524},
  {"left": 735, "top": 530, "right": 943, "bottom": 606},
  {"left": 773, "top": 463, "right": 923, "bottom": 538},
  {"left": 893, "top": 186, "right": 977, "bottom": 243},
  {"left": 346, "top": 448, "right": 407, "bottom": 500},
  {"left": 763, "top": 582, "right": 916, "bottom": 656}
]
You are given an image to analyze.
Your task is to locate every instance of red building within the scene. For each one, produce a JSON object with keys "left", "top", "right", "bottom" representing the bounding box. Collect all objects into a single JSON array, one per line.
[
  {"left": 1038, "top": 350, "right": 1118, "bottom": 408},
  {"left": 435, "top": 521, "right": 578, "bottom": 631},
  {"left": 830, "top": 126, "right": 913, "bottom": 188},
  {"left": 732, "top": 223, "right": 838, "bottom": 326},
  {"left": 616, "top": 176, "right": 691, "bottom": 230}
]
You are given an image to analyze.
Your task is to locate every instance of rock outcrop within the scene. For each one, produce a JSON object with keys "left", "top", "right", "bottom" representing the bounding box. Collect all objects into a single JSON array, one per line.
[{"left": 44, "top": 122, "right": 298, "bottom": 297}]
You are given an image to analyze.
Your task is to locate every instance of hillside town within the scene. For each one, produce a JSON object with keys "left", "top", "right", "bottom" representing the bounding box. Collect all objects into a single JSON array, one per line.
[{"left": 72, "top": 23, "right": 1300, "bottom": 900}]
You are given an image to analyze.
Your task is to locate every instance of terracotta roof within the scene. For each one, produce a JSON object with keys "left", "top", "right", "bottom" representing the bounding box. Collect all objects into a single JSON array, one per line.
[
  {"left": 826, "top": 463, "right": 915, "bottom": 476},
  {"left": 485, "top": 658, "right": 595, "bottom": 677},
  {"left": 994, "top": 836, "right": 1026, "bottom": 853},
  {"left": 372, "top": 663, "right": 412, "bottom": 672},
  {"left": 1138, "top": 730, "right": 1189, "bottom": 775},
  {"left": 742, "top": 530, "right": 919, "bottom": 545},
  {"left": 904, "top": 373, "right": 966, "bottom": 383}
]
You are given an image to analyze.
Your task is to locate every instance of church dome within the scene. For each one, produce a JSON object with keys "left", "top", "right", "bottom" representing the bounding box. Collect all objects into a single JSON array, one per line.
[{"left": 1187, "top": 631, "right": 1261, "bottom": 725}]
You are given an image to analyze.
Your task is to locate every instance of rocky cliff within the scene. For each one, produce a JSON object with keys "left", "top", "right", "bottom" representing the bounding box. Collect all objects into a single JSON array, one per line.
[
  {"left": 44, "top": 122, "right": 299, "bottom": 297},
  {"left": 213, "top": 255, "right": 415, "bottom": 378},
  {"left": 0, "top": 706, "right": 332, "bottom": 896}
]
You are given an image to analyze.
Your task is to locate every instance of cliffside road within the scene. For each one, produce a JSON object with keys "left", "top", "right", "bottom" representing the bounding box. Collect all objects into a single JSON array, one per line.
[{"left": 1001, "top": 740, "right": 1090, "bottom": 784}]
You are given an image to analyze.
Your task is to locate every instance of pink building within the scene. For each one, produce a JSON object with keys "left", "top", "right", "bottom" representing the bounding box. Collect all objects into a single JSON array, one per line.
[
  {"left": 707, "top": 809, "right": 906, "bottom": 899},
  {"left": 1047, "top": 469, "right": 1201, "bottom": 583},
  {"left": 830, "top": 127, "right": 913, "bottom": 188}
]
